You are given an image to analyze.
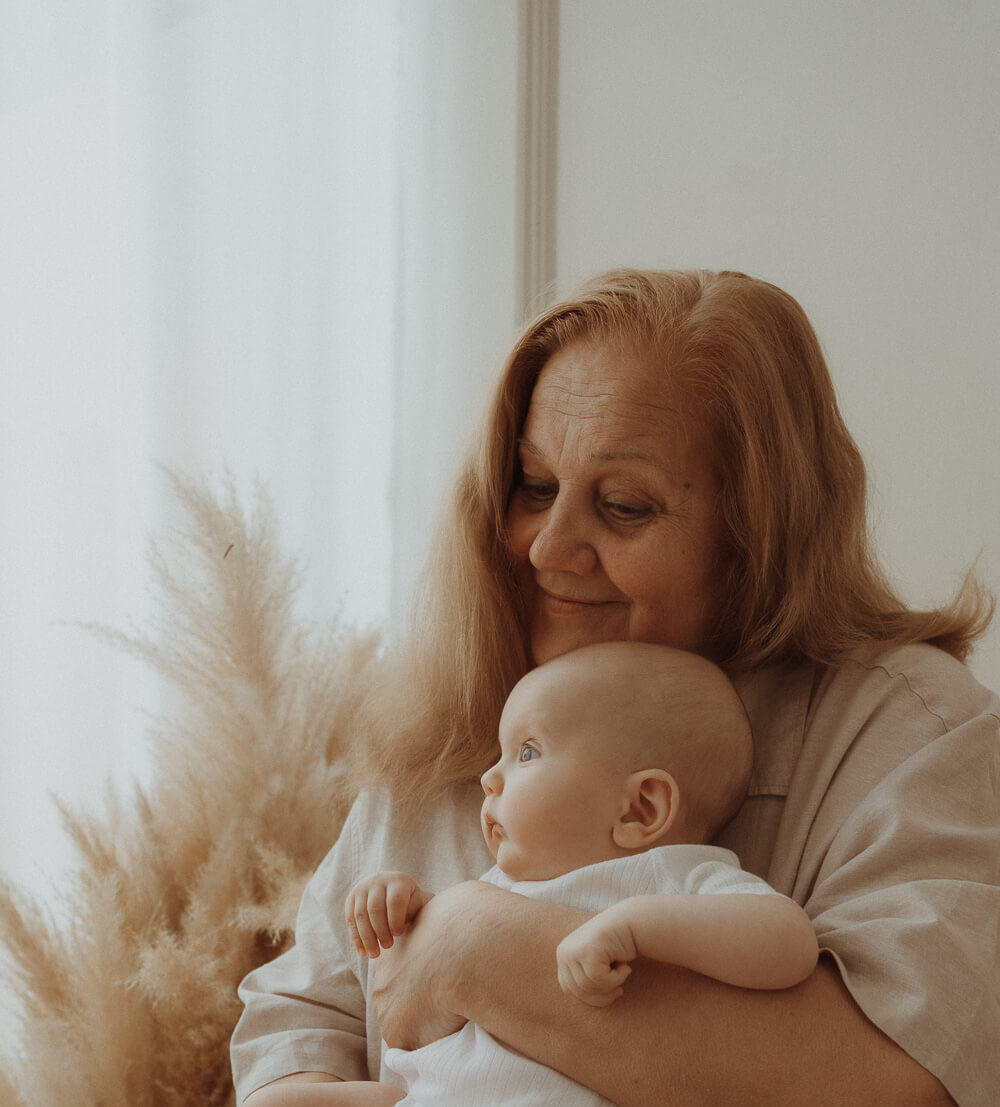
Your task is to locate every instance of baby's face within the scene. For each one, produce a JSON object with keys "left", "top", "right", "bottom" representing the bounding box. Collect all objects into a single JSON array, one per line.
[{"left": 480, "top": 665, "right": 628, "bottom": 881}]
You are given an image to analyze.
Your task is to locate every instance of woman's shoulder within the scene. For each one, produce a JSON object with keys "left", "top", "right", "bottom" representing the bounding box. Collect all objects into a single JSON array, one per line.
[
  {"left": 820, "top": 642, "right": 999, "bottom": 735},
  {"left": 731, "top": 643, "right": 997, "bottom": 802},
  {"left": 753, "top": 645, "right": 998, "bottom": 900}
]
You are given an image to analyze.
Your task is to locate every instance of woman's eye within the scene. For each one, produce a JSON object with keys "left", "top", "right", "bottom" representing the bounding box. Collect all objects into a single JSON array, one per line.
[
  {"left": 604, "top": 499, "right": 652, "bottom": 522},
  {"left": 518, "top": 477, "right": 557, "bottom": 504},
  {"left": 518, "top": 743, "right": 540, "bottom": 763}
]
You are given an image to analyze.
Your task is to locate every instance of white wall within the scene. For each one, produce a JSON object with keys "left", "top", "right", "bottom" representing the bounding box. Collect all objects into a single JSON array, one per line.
[{"left": 555, "top": 0, "right": 1000, "bottom": 688}]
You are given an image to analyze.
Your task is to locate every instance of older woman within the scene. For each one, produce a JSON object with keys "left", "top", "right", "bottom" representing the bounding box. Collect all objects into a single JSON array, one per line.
[{"left": 232, "top": 270, "right": 998, "bottom": 1106}]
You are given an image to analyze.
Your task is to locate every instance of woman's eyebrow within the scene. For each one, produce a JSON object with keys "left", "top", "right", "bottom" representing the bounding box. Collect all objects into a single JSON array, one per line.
[
  {"left": 591, "top": 448, "right": 661, "bottom": 466},
  {"left": 591, "top": 449, "right": 684, "bottom": 486},
  {"left": 517, "top": 438, "right": 681, "bottom": 482}
]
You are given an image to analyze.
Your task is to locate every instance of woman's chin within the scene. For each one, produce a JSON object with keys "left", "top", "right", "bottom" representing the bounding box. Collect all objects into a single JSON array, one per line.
[{"left": 529, "top": 623, "right": 626, "bottom": 666}]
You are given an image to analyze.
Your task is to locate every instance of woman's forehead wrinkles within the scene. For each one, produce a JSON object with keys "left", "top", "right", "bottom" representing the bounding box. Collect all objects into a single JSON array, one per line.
[
  {"left": 526, "top": 395, "right": 682, "bottom": 453},
  {"left": 524, "top": 399, "right": 684, "bottom": 455},
  {"left": 522, "top": 360, "right": 702, "bottom": 475},
  {"left": 531, "top": 377, "right": 678, "bottom": 417}
]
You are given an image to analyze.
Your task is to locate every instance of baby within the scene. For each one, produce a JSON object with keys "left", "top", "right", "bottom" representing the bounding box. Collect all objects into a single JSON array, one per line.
[{"left": 341, "top": 642, "right": 819, "bottom": 1106}]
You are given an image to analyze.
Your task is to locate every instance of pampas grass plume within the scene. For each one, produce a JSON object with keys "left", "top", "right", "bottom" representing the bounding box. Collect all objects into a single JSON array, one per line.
[{"left": 0, "top": 473, "right": 379, "bottom": 1106}]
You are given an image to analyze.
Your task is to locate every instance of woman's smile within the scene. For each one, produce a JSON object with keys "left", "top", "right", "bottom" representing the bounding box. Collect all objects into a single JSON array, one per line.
[{"left": 536, "top": 583, "right": 625, "bottom": 615}]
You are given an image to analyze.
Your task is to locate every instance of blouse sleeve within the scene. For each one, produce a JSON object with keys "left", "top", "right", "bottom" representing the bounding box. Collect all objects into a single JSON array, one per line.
[
  {"left": 680, "top": 850, "right": 788, "bottom": 897},
  {"left": 800, "top": 651, "right": 1000, "bottom": 1107},
  {"left": 230, "top": 794, "right": 371, "bottom": 1103}
]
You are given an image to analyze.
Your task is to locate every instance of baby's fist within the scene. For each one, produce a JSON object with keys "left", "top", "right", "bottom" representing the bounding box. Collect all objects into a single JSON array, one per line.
[
  {"left": 556, "top": 913, "right": 636, "bottom": 1007},
  {"left": 345, "top": 872, "right": 430, "bottom": 958}
]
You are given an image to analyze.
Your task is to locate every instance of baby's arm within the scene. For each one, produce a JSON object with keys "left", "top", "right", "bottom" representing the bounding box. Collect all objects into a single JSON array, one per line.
[
  {"left": 345, "top": 871, "right": 434, "bottom": 958},
  {"left": 556, "top": 893, "right": 819, "bottom": 1006}
]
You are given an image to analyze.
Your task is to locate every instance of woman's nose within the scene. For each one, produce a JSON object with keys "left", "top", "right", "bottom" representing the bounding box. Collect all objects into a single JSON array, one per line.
[
  {"left": 527, "top": 498, "right": 597, "bottom": 576},
  {"left": 481, "top": 763, "right": 502, "bottom": 795}
]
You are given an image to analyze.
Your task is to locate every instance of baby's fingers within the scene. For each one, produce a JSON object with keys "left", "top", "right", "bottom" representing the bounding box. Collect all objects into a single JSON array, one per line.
[
  {"left": 556, "top": 958, "right": 587, "bottom": 1002},
  {"left": 344, "top": 891, "right": 362, "bottom": 953},
  {"left": 558, "top": 960, "right": 617, "bottom": 1006},
  {"left": 572, "top": 984, "right": 624, "bottom": 1008},
  {"left": 345, "top": 891, "right": 382, "bottom": 958},
  {"left": 601, "top": 961, "right": 632, "bottom": 993},
  {"left": 384, "top": 877, "right": 420, "bottom": 936},
  {"left": 365, "top": 884, "right": 396, "bottom": 950}
]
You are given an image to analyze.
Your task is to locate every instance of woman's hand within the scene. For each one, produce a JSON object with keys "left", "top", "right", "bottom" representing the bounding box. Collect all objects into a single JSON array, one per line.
[
  {"left": 368, "top": 879, "right": 512, "bottom": 1050},
  {"left": 345, "top": 871, "right": 432, "bottom": 959}
]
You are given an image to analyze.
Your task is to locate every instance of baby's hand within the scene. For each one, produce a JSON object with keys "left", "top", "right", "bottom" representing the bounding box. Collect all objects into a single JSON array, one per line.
[
  {"left": 345, "top": 871, "right": 431, "bottom": 958},
  {"left": 556, "top": 908, "right": 638, "bottom": 1007}
]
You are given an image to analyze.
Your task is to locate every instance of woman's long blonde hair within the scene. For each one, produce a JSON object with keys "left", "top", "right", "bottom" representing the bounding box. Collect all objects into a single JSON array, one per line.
[{"left": 356, "top": 269, "right": 994, "bottom": 809}]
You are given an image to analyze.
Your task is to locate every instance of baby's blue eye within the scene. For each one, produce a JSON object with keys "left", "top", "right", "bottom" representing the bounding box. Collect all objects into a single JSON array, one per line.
[{"left": 518, "top": 743, "right": 539, "bottom": 763}]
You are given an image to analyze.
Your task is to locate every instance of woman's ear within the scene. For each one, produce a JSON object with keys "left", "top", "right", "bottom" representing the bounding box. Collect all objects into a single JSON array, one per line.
[{"left": 612, "top": 769, "right": 680, "bottom": 850}]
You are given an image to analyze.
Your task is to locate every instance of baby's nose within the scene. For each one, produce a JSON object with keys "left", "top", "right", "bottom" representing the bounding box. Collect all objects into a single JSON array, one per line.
[{"left": 481, "top": 763, "right": 502, "bottom": 795}]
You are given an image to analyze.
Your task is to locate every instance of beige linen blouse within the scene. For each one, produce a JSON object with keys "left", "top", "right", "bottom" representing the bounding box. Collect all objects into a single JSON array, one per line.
[{"left": 231, "top": 643, "right": 1000, "bottom": 1106}]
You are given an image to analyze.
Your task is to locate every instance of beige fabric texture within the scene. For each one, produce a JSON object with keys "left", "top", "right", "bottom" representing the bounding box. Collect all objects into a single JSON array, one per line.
[{"left": 231, "top": 643, "right": 1000, "bottom": 1106}]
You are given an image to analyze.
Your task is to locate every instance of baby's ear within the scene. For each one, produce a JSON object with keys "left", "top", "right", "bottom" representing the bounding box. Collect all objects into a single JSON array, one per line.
[{"left": 612, "top": 770, "right": 679, "bottom": 850}]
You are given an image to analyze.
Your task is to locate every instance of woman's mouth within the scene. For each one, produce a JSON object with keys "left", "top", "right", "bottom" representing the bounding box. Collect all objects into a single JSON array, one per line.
[{"left": 538, "top": 586, "right": 617, "bottom": 615}]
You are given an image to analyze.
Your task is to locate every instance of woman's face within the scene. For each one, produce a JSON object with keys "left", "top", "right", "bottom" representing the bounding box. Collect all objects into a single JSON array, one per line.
[{"left": 506, "top": 339, "right": 723, "bottom": 666}]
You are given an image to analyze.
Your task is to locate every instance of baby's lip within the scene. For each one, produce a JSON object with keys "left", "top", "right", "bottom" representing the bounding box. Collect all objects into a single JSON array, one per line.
[{"left": 482, "top": 812, "right": 503, "bottom": 842}]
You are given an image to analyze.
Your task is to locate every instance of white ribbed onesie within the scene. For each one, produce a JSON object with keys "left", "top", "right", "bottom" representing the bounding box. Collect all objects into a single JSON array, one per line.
[{"left": 383, "top": 843, "right": 781, "bottom": 1106}]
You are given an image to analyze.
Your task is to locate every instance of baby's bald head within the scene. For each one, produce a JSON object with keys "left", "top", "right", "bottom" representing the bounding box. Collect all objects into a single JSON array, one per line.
[{"left": 511, "top": 642, "right": 753, "bottom": 843}]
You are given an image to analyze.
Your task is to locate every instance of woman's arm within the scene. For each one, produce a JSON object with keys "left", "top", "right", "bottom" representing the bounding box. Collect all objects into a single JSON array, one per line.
[
  {"left": 556, "top": 892, "right": 819, "bottom": 1005},
  {"left": 371, "top": 881, "right": 954, "bottom": 1107},
  {"left": 246, "top": 1074, "right": 404, "bottom": 1106}
]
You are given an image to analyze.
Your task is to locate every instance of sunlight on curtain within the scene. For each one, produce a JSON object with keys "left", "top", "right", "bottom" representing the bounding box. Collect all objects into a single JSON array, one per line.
[{"left": 0, "top": 2, "right": 399, "bottom": 900}]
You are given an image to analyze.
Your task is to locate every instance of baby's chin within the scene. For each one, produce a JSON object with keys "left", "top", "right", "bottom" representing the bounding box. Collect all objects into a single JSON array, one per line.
[
  {"left": 494, "top": 849, "right": 558, "bottom": 883},
  {"left": 497, "top": 849, "right": 620, "bottom": 882}
]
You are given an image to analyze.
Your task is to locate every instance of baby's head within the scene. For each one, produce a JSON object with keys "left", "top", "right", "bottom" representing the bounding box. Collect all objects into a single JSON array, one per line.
[{"left": 480, "top": 642, "right": 752, "bottom": 881}]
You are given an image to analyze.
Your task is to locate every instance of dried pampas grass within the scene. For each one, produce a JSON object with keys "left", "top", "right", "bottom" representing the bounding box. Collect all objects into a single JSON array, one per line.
[{"left": 0, "top": 473, "right": 379, "bottom": 1106}]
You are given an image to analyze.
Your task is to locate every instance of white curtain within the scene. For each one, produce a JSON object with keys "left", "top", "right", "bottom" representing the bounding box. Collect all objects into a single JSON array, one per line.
[{"left": 0, "top": 1, "right": 522, "bottom": 900}]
